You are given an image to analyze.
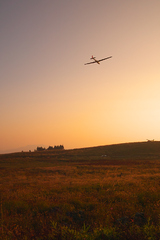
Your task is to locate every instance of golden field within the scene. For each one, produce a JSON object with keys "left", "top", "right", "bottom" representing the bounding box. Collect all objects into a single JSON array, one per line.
[{"left": 0, "top": 142, "right": 160, "bottom": 239}]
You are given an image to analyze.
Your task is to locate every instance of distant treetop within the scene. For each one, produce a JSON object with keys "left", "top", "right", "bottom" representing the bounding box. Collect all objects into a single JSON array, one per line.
[
  {"left": 53, "top": 145, "right": 64, "bottom": 150},
  {"left": 37, "top": 147, "right": 45, "bottom": 151},
  {"left": 36, "top": 145, "right": 64, "bottom": 151}
]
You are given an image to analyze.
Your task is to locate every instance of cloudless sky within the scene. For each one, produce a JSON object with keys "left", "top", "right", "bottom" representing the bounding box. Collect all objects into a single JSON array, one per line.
[{"left": 1, "top": 0, "right": 160, "bottom": 153}]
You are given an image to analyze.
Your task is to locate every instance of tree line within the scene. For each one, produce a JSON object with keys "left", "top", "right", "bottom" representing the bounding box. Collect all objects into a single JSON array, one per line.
[{"left": 36, "top": 145, "right": 64, "bottom": 151}]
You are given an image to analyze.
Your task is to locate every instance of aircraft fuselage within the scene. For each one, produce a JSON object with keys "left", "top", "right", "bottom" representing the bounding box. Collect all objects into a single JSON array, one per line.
[
  {"left": 84, "top": 55, "right": 112, "bottom": 65},
  {"left": 91, "top": 56, "right": 100, "bottom": 64}
]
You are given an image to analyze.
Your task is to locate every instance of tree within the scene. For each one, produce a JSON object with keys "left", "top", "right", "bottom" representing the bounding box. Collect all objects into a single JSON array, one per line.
[
  {"left": 54, "top": 145, "right": 64, "bottom": 150},
  {"left": 37, "top": 147, "right": 45, "bottom": 151},
  {"left": 47, "top": 146, "right": 54, "bottom": 150}
]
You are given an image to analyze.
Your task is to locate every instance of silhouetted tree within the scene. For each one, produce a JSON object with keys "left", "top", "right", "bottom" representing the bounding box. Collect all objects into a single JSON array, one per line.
[
  {"left": 54, "top": 145, "right": 64, "bottom": 150},
  {"left": 47, "top": 146, "right": 54, "bottom": 150},
  {"left": 37, "top": 147, "right": 45, "bottom": 151}
]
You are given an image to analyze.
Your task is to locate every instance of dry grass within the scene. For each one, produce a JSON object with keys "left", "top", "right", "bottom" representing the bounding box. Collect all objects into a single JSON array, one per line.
[{"left": 1, "top": 142, "right": 160, "bottom": 239}]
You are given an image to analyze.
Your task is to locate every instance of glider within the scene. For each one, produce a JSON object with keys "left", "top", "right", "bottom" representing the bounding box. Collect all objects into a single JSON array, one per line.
[{"left": 84, "top": 55, "right": 112, "bottom": 65}]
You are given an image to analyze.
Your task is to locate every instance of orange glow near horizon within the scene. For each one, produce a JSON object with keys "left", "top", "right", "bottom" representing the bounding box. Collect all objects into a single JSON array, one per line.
[{"left": 0, "top": 1, "right": 160, "bottom": 153}]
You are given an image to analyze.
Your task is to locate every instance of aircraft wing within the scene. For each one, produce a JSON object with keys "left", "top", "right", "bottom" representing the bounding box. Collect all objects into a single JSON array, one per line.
[
  {"left": 98, "top": 56, "right": 112, "bottom": 62},
  {"left": 84, "top": 61, "right": 96, "bottom": 65}
]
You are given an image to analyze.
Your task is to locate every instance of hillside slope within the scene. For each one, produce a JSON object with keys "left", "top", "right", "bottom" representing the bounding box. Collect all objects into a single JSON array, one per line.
[
  {"left": 71, "top": 141, "right": 160, "bottom": 159},
  {"left": 1, "top": 141, "right": 160, "bottom": 161}
]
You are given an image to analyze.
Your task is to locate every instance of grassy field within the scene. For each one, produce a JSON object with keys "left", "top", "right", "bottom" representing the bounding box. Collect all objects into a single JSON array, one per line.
[{"left": 1, "top": 141, "right": 160, "bottom": 239}]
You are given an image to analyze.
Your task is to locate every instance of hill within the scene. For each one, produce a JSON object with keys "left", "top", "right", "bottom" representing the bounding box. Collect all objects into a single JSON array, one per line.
[
  {"left": 71, "top": 141, "right": 160, "bottom": 159},
  {"left": 1, "top": 141, "right": 160, "bottom": 162}
]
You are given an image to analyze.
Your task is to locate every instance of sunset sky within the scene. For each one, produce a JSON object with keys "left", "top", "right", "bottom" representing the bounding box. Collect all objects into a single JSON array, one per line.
[{"left": 1, "top": 0, "right": 160, "bottom": 153}]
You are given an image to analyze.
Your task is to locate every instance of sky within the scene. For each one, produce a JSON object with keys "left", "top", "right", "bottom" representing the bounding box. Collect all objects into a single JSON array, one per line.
[{"left": 0, "top": 0, "right": 160, "bottom": 153}]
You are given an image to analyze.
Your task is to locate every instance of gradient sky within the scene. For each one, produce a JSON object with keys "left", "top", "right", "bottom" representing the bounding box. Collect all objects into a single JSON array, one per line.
[{"left": 1, "top": 0, "right": 160, "bottom": 152}]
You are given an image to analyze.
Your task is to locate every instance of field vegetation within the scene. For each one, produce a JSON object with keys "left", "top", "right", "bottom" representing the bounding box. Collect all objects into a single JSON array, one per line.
[{"left": 1, "top": 141, "right": 160, "bottom": 239}]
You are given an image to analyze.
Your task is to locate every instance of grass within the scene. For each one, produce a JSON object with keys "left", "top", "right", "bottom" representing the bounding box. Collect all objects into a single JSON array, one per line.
[{"left": 1, "top": 142, "right": 160, "bottom": 239}]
